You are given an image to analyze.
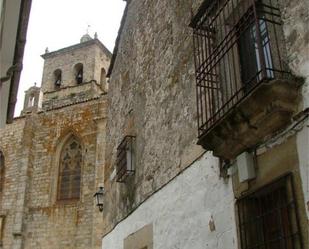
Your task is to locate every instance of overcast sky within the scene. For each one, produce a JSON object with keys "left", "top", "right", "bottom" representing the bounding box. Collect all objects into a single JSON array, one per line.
[{"left": 16, "top": 0, "right": 126, "bottom": 116}]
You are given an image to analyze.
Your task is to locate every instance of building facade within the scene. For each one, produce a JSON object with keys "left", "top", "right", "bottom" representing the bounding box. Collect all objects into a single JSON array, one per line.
[
  {"left": 0, "top": 35, "right": 111, "bottom": 249},
  {"left": 102, "top": 0, "right": 308, "bottom": 249},
  {"left": 0, "top": 0, "right": 32, "bottom": 127},
  {"left": 0, "top": 0, "right": 308, "bottom": 248}
]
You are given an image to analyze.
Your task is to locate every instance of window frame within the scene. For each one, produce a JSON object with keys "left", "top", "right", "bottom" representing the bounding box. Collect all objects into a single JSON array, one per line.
[
  {"left": 236, "top": 173, "right": 304, "bottom": 249},
  {"left": 57, "top": 136, "right": 83, "bottom": 202},
  {"left": 116, "top": 135, "right": 135, "bottom": 183},
  {"left": 237, "top": 10, "right": 274, "bottom": 90}
]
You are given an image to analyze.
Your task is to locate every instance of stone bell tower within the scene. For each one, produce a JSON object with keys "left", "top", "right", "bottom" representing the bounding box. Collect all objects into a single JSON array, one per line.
[{"left": 39, "top": 33, "right": 111, "bottom": 110}]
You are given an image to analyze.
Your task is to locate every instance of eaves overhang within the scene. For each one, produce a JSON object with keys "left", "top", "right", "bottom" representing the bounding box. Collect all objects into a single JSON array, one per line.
[{"left": 5, "top": 0, "right": 33, "bottom": 124}]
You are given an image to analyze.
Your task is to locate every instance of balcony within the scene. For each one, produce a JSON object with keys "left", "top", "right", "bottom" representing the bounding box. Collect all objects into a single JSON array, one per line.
[{"left": 191, "top": 0, "right": 300, "bottom": 159}]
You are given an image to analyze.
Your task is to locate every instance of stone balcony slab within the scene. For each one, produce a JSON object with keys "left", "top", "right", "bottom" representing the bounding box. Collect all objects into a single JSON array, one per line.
[{"left": 197, "top": 79, "right": 300, "bottom": 159}]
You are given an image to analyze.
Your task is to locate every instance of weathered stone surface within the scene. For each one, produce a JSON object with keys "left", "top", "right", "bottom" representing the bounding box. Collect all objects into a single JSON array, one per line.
[
  {"left": 0, "top": 36, "right": 110, "bottom": 249},
  {"left": 41, "top": 39, "right": 110, "bottom": 112},
  {"left": 103, "top": 0, "right": 309, "bottom": 248},
  {"left": 103, "top": 0, "right": 205, "bottom": 234},
  {"left": 0, "top": 98, "right": 107, "bottom": 249},
  {"left": 1, "top": 0, "right": 309, "bottom": 248}
]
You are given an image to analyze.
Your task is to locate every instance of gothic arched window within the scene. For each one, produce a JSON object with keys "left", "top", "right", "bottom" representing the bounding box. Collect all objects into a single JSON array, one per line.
[
  {"left": 57, "top": 136, "right": 82, "bottom": 201},
  {"left": 0, "top": 151, "right": 4, "bottom": 196},
  {"left": 74, "top": 63, "right": 83, "bottom": 84}
]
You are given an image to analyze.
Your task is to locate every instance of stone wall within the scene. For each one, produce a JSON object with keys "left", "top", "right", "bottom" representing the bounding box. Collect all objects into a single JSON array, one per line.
[
  {"left": 0, "top": 97, "right": 107, "bottom": 249},
  {"left": 42, "top": 81, "right": 102, "bottom": 110},
  {"left": 41, "top": 40, "right": 111, "bottom": 93},
  {"left": 0, "top": 118, "right": 26, "bottom": 249},
  {"left": 103, "top": 0, "right": 309, "bottom": 245},
  {"left": 103, "top": 0, "right": 205, "bottom": 235}
]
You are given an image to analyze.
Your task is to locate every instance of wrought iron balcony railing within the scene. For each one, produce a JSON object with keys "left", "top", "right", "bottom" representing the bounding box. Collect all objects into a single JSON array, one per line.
[{"left": 190, "top": 0, "right": 290, "bottom": 138}]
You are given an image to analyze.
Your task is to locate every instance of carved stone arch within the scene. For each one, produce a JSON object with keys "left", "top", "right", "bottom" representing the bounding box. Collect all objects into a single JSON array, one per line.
[
  {"left": 56, "top": 133, "right": 83, "bottom": 202},
  {"left": 56, "top": 128, "right": 84, "bottom": 149}
]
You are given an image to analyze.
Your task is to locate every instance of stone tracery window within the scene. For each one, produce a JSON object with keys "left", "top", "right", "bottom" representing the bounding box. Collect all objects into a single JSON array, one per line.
[{"left": 57, "top": 136, "right": 82, "bottom": 201}]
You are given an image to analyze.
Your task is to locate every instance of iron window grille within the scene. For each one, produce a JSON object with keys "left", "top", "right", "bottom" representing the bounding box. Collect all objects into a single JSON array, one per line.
[
  {"left": 190, "top": 0, "right": 290, "bottom": 137},
  {"left": 116, "top": 135, "right": 135, "bottom": 183},
  {"left": 237, "top": 174, "right": 303, "bottom": 249}
]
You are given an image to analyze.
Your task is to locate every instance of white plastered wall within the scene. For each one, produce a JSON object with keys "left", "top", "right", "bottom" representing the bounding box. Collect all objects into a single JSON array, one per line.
[
  {"left": 282, "top": 0, "right": 309, "bottom": 220},
  {"left": 102, "top": 152, "right": 238, "bottom": 249},
  {"left": 297, "top": 121, "right": 309, "bottom": 220}
]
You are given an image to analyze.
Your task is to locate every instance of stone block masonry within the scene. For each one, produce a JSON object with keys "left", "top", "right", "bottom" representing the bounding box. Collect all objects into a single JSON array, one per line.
[{"left": 0, "top": 98, "right": 107, "bottom": 249}]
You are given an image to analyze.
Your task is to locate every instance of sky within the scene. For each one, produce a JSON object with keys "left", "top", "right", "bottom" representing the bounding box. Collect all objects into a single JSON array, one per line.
[{"left": 16, "top": 0, "right": 126, "bottom": 116}]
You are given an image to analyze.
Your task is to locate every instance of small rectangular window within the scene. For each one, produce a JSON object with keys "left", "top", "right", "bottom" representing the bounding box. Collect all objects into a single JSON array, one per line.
[
  {"left": 116, "top": 135, "right": 135, "bottom": 183},
  {"left": 237, "top": 174, "right": 303, "bottom": 249}
]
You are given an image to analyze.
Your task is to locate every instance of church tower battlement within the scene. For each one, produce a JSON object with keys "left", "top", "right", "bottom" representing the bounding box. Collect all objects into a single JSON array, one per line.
[{"left": 39, "top": 34, "right": 111, "bottom": 110}]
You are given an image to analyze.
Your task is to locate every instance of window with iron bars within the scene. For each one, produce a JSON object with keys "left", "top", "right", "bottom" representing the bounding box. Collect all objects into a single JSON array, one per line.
[
  {"left": 190, "top": 0, "right": 289, "bottom": 137},
  {"left": 237, "top": 174, "right": 303, "bottom": 249},
  {"left": 116, "top": 135, "right": 135, "bottom": 183}
]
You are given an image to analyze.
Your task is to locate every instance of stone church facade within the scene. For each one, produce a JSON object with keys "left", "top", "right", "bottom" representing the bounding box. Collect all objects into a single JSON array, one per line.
[{"left": 0, "top": 35, "right": 110, "bottom": 249}]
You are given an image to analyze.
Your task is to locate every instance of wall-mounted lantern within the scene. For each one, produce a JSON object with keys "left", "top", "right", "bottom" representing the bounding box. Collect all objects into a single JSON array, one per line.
[{"left": 94, "top": 186, "right": 104, "bottom": 212}]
